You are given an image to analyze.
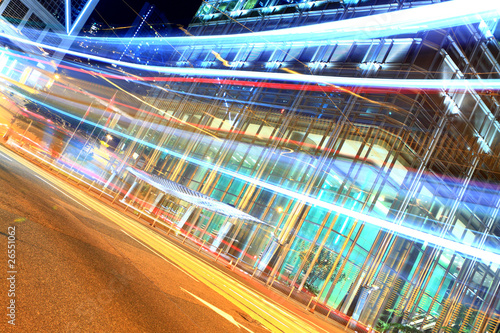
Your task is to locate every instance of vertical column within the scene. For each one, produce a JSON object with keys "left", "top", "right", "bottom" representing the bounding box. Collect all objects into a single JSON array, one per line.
[
  {"left": 257, "top": 238, "right": 280, "bottom": 273},
  {"left": 121, "top": 180, "right": 139, "bottom": 202},
  {"left": 223, "top": 219, "right": 243, "bottom": 254},
  {"left": 151, "top": 192, "right": 165, "bottom": 214},
  {"left": 177, "top": 205, "right": 196, "bottom": 229},
  {"left": 103, "top": 172, "right": 116, "bottom": 190},
  {"left": 234, "top": 224, "right": 261, "bottom": 267},
  {"left": 210, "top": 217, "right": 233, "bottom": 252}
]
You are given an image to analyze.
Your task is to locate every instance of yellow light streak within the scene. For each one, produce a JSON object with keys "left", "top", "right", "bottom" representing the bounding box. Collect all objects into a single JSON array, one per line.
[
  {"left": 211, "top": 51, "right": 232, "bottom": 67},
  {"left": 3, "top": 145, "right": 332, "bottom": 332},
  {"left": 97, "top": 75, "right": 221, "bottom": 141},
  {"left": 281, "top": 68, "right": 405, "bottom": 114}
]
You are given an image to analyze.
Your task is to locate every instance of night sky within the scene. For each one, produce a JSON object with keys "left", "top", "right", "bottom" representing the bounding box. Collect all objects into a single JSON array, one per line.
[{"left": 91, "top": 0, "right": 203, "bottom": 28}]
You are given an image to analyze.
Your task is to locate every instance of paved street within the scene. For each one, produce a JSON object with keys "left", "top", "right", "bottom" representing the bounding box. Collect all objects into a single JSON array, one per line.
[
  {"left": 0, "top": 145, "right": 270, "bottom": 332},
  {"left": 0, "top": 145, "right": 344, "bottom": 332}
]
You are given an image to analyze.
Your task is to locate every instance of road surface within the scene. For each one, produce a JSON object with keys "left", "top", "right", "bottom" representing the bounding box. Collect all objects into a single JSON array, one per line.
[{"left": 0, "top": 145, "right": 343, "bottom": 332}]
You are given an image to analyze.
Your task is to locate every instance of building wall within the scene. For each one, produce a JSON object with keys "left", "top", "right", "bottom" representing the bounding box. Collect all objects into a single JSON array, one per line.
[
  {"left": 0, "top": 0, "right": 98, "bottom": 86},
  {"left": 115, "top": 1, "right": 500, "bottom": 331}
]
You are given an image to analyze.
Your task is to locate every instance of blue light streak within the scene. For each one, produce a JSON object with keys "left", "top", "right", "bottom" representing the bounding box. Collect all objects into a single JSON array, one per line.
[
  {"left": 2, "top": 35, "right": 500, "bottom": 92},
  {"left": 65, "top": 0, "right": 70, "bottom": 35},
  {"left": 68, "top": 0, "right": 100, "bottom": 36},
  {"left": 70, "top": 0, "right": 500, "bottom": 45},
  {"left": 14, "top": 92, "right": 500, "bottom": 266},
  {"left": 1, "top": 0, "right": 499, "bottom": 265}
]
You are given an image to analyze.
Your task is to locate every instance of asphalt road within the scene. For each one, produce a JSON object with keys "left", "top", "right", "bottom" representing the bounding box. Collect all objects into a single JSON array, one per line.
[
  {"left": 0, "top": 146, "right": 270, "bottom": 332},
  {"left": 0, "top": 145, "right": 344, "bottom": 333}
]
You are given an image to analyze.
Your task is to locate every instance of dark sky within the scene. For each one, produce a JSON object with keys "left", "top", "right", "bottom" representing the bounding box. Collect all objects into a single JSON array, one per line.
[{"left": 91, "top": 0, "right": 202, "bottom": 28}]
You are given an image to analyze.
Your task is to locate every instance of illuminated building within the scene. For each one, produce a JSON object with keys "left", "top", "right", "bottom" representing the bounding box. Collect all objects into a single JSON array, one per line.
[
  {"left": 0, "top": 0, "right": 98, "bottom": 85},
  {"left": 125, "top": 2, "right": 170, "bottom": 38},
  {"left": 119, "top": 2, "right": 171, "bottom": 64},
  {"left": 108, "top": 1, "right": 500, "bottom": 331},
  {"left": 0, "top": 0, "right": 98, "bottom": 36},
  {"left": 0, "top": 0, "right": 498, "bottom": 331},
  {"left": 73, "top": 2, "right": 170, "bottom": 67}
]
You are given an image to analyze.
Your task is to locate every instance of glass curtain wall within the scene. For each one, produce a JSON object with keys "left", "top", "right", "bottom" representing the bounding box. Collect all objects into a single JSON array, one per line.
[{"left": 114, "top": 6, "right": 500, "bottom": 332}]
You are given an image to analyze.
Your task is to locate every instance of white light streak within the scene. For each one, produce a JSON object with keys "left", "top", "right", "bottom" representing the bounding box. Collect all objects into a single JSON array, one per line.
[
  {"left": 0, "top": 152, "right": 13, "bottom": 161},
  {"left": 121, "top": 229, "right": 200, "bottom": 282},
  {"left": 34, "top": 175, "right": 91, "bottom": 211}
]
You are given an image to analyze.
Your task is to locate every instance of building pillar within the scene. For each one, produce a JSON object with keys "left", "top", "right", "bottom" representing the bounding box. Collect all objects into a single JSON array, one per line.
[
  {"left": 257, "top": 238, "right": 280, "bottom": 273},
  {"left": 184, "top": 207, "right": 202, "bottom": 236},
  {"left": 177, "top": 205, "right": 196, "bottom": 229},
  {"left": 224, "top": 219, "right": 243, "bottom": 254},
  {"left": 234, "top": 224, "right": 261, "bottom": 266},
  {"left": 122, "top": 180, "right": 139, "bottom": 201},
  {"left": 210, "top": 217, "right": 233, "bottom": 252},
  {"left": 238, "top": 224, "right": 259, "bottom": 259},
  {"left": 151, "top": 192, "right": 165, "bottom": 214},
  {"left": 340, "top": 270, "right": 367, "bottom": 316},
  {"left": 103, "top": 172, "right": 116, "bottom": 190}
]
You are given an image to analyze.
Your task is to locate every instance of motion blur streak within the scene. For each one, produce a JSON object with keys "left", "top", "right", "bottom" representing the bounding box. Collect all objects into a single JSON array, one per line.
[
  {"left": 10, "top": 90, "right": 499, "bottom": 264},
  {"left": 4, "top": 32, "right": 500, "bottom": 91},
  {"left": 1, "top": 0, "right": 500, "bottom": 91}
]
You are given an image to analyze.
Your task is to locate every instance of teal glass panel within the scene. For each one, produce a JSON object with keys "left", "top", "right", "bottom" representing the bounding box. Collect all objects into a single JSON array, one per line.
[
  {"left": 358, "top": 224, "right": 380, "bottom": 249},
  {"left": 305, "top": 207, "right": 329, "bottom": 225},
  {"left": 349, "top": 246, "right": 367, "bottom": 266},
  {"left": 425, "top": 264, "right": 446, "bottom": 296},
  {"left": 297, "top": 221, "right": 319, "bottom": 242},
  {"left": 279, "top": 237, "right": 312, "bottom": 285},
  {"left": 227, "top": 179, "right": 245, "bottom": 196}
]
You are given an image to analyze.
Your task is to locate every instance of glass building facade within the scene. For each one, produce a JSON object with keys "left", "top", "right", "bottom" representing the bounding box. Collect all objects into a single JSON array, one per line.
[
  {"left": 29, "top": 0, "right": 499, "bottom": 332},
  {"left": 0, "top": 0, "right": 98, "bottom": 36},
  {"left": 0, "top": 0, "right": 99, "bottom": 93}
]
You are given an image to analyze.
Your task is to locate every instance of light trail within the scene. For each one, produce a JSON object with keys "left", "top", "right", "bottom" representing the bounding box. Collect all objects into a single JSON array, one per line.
[
  {"left": 3, "top": 47, "right": 477, "bottom": 97},
  {"left": 181, "top": 288, "right": 255, "bottom": 333},
  {"left": 96, "top": 74, "right": 221, "bottom": 140},
  {"left": 224, "top": 286, "right": 291, "bottom": 331},
  {"left": 1, "top": 146, "right": 324, "bottom": 332},
  {"left": 4, "top": 75, "right": 500, "bottom": 268},
  {"left": 120, "top": 229, "right": 200, "bottom": 282},
  {"left": 0, "top": 0, "right": 498, "bottom": 266},
  {"left": 3, "top": 33, "right": 500, "bottom": 91},
  {"left": 30, "top": 0, "right": 500, "bottom": 45},
  {"left": 5, "top": 91, "right": 499, "bottom": 265},
  {"left": 1, "top": 0, "right": 500, "bottom": 92},
  {"left": 0, "top": 152, "right": 13, "bottom": 161},
  {"left": 33, "top": 174, "right": 91, "bottom": 211}
]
